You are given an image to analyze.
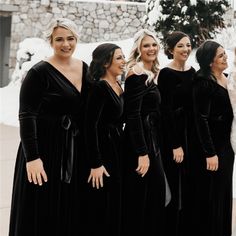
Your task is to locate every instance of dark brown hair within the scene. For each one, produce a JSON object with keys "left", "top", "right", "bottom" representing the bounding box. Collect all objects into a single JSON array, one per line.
[
  {"left": 89, "top": 43, "right": 120, "bottom": 81},
  {"left": 164, "top": 31, "right": 190, "bottom": 59}
]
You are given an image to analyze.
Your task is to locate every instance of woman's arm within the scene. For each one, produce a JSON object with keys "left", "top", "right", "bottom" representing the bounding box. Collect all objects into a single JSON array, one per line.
[
  {"left": 125, "top": 74, "right": 149, "bottom": 176},
  {"left": 19, "top": 67, "right": 48, "bottom": 184},
  {"left": 85, "top": 82, "right": 109, "bottom": 188},
  {"left": 193, "top": 79, "right": 217, "bottom": 158},
  {"left": 158, "top": 69, "right": 184, "bottom": 163},
  {"left": 19, "top": 68, "right": 44, "bottom": 161}
]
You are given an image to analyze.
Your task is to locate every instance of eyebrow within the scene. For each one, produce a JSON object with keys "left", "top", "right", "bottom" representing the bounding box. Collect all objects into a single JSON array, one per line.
[
  {"left": 216, "top": 51, "right": 225, "bottom": 56},
  {"left": 54, "top": 35, "right": 75, "bottom": 39}
]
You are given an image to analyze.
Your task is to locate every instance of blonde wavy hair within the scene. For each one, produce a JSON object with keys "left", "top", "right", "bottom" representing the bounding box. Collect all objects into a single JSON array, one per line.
[{"left": 126, "top": 29, "right": 160, "bottom": 84}]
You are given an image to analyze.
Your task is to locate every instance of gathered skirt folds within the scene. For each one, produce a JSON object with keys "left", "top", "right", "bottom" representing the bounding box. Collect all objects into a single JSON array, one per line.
[
  {"left": 9, "top": 116, "right": 89, "bottom": 236},
  {"left": 189, "top": 144, "right": 235, "bottom": 236},
  {"left": 121, "top": 114, "right": 167, "bottom": 236}
]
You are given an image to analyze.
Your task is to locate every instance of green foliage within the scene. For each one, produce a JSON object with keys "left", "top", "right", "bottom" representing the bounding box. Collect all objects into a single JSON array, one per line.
[{"left": 146, "top": 0, "right": 230, "bottom": 47}]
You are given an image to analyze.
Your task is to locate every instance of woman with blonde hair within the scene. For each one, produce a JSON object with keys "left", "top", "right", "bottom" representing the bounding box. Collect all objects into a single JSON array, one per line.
[
  {"left": 121, "top": 29, "right": 170, "bottom": 236},
  {"left": 8, "top": 18, "right": 90, "bottom": 236}
]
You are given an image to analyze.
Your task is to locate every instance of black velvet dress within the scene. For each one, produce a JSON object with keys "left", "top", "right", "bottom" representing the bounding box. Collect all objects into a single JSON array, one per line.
[
  {"left": 157, "top": 67, "right": 196, "bottom": 236},
  {"left": 84, "top": 80, "right": 124, "bottom": 236},
  {"left": 121, "top": 74, "right": 167, "bottom": 236},
  {"left": 9, "top": 61, "right": 90, "bottom": 236},
  {"left": 190, "top": 74, "right": 234, "bottom": 236}
]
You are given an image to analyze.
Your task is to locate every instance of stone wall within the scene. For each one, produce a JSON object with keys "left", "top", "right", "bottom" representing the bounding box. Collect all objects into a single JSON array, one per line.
[{"left": 0, "top": 0, "right": 147, "bottom": 78}]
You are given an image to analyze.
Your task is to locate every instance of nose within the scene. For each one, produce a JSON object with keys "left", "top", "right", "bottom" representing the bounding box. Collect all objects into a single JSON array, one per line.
[
  {"left": 121, "top": 56, "right": 126, "bottom": 64},
  {"left": 150, "top": 45, "right": 156, "bottom": 51},
  {"left": 62, "top": 40, "right": 70, "bottom": 46},
  {"left": 183, "top": 45, "right": 189, "bottom": 51}
]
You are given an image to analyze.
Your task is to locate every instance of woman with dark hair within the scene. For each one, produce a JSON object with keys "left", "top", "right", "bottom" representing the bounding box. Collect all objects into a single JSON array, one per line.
[
  {"left": 121, "top": 29, "right": 169, "bottom": 236},
  {"left": 191, "top": 40, "right": 234, "bottom": 236},
  {"left": 157, "top": 31, "right": 196, "bottom": 236},
  {"left": 84, "top": 43, "right": 126, "bottom": 236}
]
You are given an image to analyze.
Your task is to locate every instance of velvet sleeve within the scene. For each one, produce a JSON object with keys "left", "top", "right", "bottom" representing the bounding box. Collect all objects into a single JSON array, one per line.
[
  {"left": 85, "top": 83, "right": 105, "bottom": 168},
  {"left": 192, "top": 79, "right": 217, "bottom": 157},
  {"left": 19, "top": 67, "right": 45, "bottom": 162},
  {"left": 124, "top": 75, "right": 148, "bottom": 156},
  {"left": 158, "top": 69, "right": 181, "bottom": 149}
]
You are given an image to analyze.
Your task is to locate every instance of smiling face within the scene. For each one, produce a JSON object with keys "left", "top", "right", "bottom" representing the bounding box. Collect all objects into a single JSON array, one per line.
[
  {"left": 140, "top": 35, "right": 159, "bottom": 64},
  {"left": 211, "top": 46, "right": 228, "bottom": 73},
  {"left": 172, "top": 36, "right": 192, "bottom": 62},
  {"left": 51, "top": 26, "right": 77, "bottom": 59},
  {"left": 106, "top": 48, "right": 126, "bottom": 77}
]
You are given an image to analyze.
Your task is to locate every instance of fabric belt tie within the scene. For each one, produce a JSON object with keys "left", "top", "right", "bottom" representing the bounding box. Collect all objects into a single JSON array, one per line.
[{"left": 61, "top": 115, "right": 79, "bottom": 183}]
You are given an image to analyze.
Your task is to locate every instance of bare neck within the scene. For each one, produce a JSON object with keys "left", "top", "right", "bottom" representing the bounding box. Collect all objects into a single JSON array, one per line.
[
  {"left": 170, "top": 60, "right": 187, "bottom": 71},
  {"left": 48, "top": 56, "right": 73, "bottom": 66}
]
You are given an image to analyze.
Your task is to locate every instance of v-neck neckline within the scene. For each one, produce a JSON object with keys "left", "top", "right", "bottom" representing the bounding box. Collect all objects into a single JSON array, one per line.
[
  {"left": 43, "top": 60, "right": 83, "bottom": 94},
  {"left": 102, "top": 79, "right": 123, "bottom": 98}
]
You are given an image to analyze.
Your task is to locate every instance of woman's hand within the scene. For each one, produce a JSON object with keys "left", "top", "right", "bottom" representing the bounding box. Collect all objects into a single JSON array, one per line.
[
  {"left": 173, "top": 147, "right": 184, "bottom": 163},
  {"left": 88, "top": 165, "right": 110, "bottom": 189},
  {"left": 136, "top": 154, "right": 150, "bottom": 177},
  {"left": 26, "top": 158, "right": 48, "bottom": 186},
  {"left": 206, "top": 155, "right": 219, "bottom": 171}
]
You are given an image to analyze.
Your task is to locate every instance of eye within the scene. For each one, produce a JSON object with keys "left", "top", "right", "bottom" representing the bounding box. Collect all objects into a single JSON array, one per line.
[
  {"left": 116, "top": 55, "right": 125, "bottom": 60},
  {"left": 68, "top": 37, "right": 75, "bottom": 41},
  {"left": 55, "top": 38, "right": 63, "bottom": 42}
]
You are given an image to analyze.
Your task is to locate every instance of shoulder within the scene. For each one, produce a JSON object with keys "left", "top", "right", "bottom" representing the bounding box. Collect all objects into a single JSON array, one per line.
[
  {"left": 158, "top": 67, "right": 176, "bottom": 86},
  {"left": 23, "top": 61, "right": 48, "bottom": 82},
  {"left": 90, "top": 80, "right": 107, "bottom": 92},
  {"left": 158, "top": 67, "right": 168, "bottom": 76},
  {"left": 86, "top": 80, "right": 106, "bottom": 100},
  {"left": 125, "top": 65, "right": 147, "bottom": 83},
  {"left": 30, "top": 60, "right": 48, "bottom": 72},
  {"left": 21, "top": 61, "right": 48, "bottom": 90},
  {"left": 125, "top": 65, "right": 142, "bottom": 78},
  {"left": 125, "top": 73, "right": 147, "bottom": 88},
  {"left": 193, "top": 72, "right": 216, "bottom": 95}
]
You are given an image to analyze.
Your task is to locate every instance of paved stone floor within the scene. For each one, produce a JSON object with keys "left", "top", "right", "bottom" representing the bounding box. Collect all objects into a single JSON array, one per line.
[{"left": 0, "top": 124, "right": 236, "bottom": 236}]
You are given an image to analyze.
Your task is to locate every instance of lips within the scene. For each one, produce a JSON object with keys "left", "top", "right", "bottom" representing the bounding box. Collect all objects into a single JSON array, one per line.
[
  {"left": 61, "top": 48, "right": 71, "bottom": 52},
  {"left": 147, "top": 53, "right": 156, "bottom": 56}
]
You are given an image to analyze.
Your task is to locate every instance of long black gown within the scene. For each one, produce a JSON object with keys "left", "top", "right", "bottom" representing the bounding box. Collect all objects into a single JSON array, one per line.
[
  {"left": 191, "top": 74, "right": 234, "bottom": 236},
  {"left": 9, "top": 61, "right": 89, "bottom": 236},
  {"left": 121, "top": 74, "right": 167, "bottom": 236},
  {"left": 84, "top": 80, "right": 124, "bottom": 236},
  {"left": 157, "top": 67, "right": 196, "bottom": 236}
]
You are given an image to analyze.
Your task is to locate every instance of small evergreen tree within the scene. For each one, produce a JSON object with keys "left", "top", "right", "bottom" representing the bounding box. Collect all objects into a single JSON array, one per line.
[{"left": 145, "top": 0, "right": 230, "bottom": 47}]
